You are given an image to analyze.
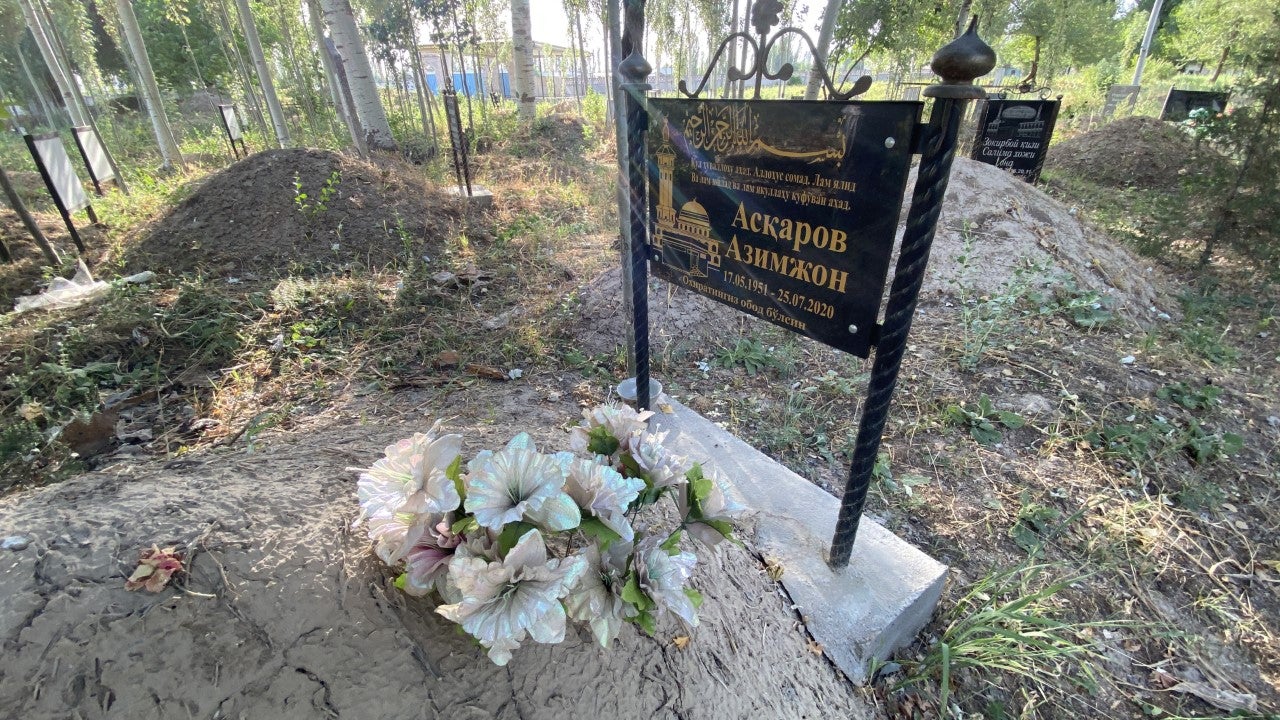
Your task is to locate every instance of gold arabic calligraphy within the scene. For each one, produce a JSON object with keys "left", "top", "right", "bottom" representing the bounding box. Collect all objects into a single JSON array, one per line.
[{"left": 682, "top": 102, "right": 842, "bottom": 162}]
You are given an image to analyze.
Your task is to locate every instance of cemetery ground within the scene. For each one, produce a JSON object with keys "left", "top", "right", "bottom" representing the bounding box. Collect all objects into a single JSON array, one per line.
[{"left": 0, "top": 110, "right": 1277, "bottom": 719}]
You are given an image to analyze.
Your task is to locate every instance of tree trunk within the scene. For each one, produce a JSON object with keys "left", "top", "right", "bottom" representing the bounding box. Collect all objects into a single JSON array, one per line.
[
  {"left": 323, "top": 37, "right": 369, "bottom": 157},
  {"left": 724, "top": 0, "right": 738, "bottom": 98},
  {"left": 214, "top": 0, "right": 270, "bottom": 137},
  {"left": 17, "top": 0, "right": 88, "bottom": 126},
  {"left": 321, "top": 0, "right": 397, "bottom": 150},
  {"left": 1211, "top": 46, "right": 1230, "bottom": 83},
  {"left": 113, "top": 0, "right": 185, "bottom": 170},
  {"left": 306, "top": 0, "right": 359, "bottom": 148},
  {"left": 234, "top": 0, "right": 290, "bottom": 147},
  {"left": 0, "top": 163, "right": 61, "bottom": 266},
  {"left": 17, "top": 49, "right": 61, "bottom": 129},
  {"left": 575, "top": 9, "right": 590, "bottom": 98},
  {"left": 805, "top": 0, "right": 842, "bottom": 99},
  {"left": 511, "top": 0, "right": 536, "bottom": 123},
  {"left": 1205, "top": 93, "right": 1273, "bottom": 266}
]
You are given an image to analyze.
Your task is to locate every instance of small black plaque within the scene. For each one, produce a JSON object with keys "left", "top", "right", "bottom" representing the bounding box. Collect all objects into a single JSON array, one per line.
[
  {"left": 970, "top": 99, "right": 1059, "bottom": 183},
  {"left": 1159, "top": 88, "right": 1229, "bottom": 122},
  {"left": 647, "top": 99, "right": 921, "bottom": 358}
]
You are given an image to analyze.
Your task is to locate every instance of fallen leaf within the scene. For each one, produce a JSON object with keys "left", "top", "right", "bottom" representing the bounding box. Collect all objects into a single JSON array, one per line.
[
  {"left": 659, "top": 402, "right": 674, "bottom": 414},
  {"left": 125, "top": 545, "right": 185, "bottom": 593},
  {"left": 806, "top": 640, "right": 824, "bottom": 655},
  {"left": 672, "top": 636, "right": 690, "bottom": 650},
  {"left": 433, "top": 350, "right": 461, "bottom": 368},
  {"left": 465, "top": 364, "right": 510, "bottom": 381},
  {"left": 1149, "top": 669, "right": 1178, "bottom": 690},
  {"left": 1169, "top": 681, "right": 1257, "bottom": 714},
  {"left": 764, "top": 557, "right": 785, "bottom": 581}
]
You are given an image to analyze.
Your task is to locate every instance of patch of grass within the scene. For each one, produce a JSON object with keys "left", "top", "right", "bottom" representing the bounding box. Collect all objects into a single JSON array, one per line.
[{"left": 945, "top": 394, "right": 1026, "bottom": 446}]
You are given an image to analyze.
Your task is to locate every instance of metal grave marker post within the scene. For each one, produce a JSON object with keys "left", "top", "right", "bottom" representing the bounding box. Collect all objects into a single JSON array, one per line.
[
  {"left": 70, "top": 125, "right": 119, "bottom": 196},
  {"left": 1159, "top": 88, "right": 1230, "bottom": 122},
  {"left": 442, "top": 83, "right": 473, "bottom": 197},
  {"left": 218, "top": 104, "right": 249, "bottom": 159},
  {"left": 969, "top": 98, "right": 1060, "bottom": 183},
  {"left": 24, "top": 133, "right": 97, "bottom": 252},
  {"left": 621, "top": 1, "right": 995, "bottom": 568}
]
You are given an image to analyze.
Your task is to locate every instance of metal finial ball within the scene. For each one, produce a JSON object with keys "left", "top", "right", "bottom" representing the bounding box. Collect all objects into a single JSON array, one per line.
[
  {"left": 620, "top": 52, "right": 653, "bottom": 83},
  {"left": 930, "top": 17, "right": 997, "bottom": 85}
]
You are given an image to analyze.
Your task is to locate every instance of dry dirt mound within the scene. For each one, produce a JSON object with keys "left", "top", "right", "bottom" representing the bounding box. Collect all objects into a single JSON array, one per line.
[
  {"left": 915, "top": 157, "right": 1179, "bottom": 323},
  {"left": 1044, "top": 116, "right": 1211, "bottom": 190},
  {"left": 128, "top": 149, "right": 465, "bottom": 277},
  {"left": 0, "top": 416, "right": 867, "bottom": 720}
]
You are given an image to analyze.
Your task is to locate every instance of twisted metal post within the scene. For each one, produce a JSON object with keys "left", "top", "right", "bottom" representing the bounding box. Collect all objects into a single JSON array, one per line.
[
  {"left": 621, "top": 0, "right": 652, "bottom": 410},
  {"left": 829, "top": 19, "right": 995, "bottom": 569}
]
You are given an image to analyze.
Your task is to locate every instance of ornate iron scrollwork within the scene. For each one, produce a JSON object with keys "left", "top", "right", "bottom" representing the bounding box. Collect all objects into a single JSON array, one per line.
[{"left": 677, "top": 0, "right": 872, "bottom": 101}]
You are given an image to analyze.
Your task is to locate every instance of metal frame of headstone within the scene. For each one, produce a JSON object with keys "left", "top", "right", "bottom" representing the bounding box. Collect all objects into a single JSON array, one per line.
[
  {"left": 622, "top": 1, "right": 995, "bottom": 568},
  {"left": 442, "top": 82, "right": 474, "bottom": 197},
  {"left": 970, "top": 97, "right": 1060, "bottom": 183},
  {"left": 1159, "top": 88, "right": 1230, "bottom": 123},
  {"left": 70, "top": 126, "right": 118, "bottom": 196},
  {"left": 24, "top": 133, "right": 96, "bottom": 252},
  {"left": 217, "top": 104, "right": 249, "bottom": 159}
]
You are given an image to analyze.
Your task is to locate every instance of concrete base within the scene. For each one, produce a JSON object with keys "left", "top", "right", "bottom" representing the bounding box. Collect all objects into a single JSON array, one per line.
[
  {"left": 444, "top": 184, "right": 493, "bottom": 209},
  {"left": 652, "top": 400, "right": 947, "bottom": 684}
]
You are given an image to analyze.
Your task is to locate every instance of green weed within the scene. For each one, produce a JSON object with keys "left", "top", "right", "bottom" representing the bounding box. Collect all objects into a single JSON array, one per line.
[{"left": 945, "top": 395, "right": 1026, "bottom": 446}]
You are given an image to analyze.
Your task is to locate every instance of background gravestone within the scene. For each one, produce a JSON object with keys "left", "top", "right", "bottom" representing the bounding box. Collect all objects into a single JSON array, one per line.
[
  {"left": 24, "top": 133, "right": 95, "bottom": 251},
  {"left": 71, "top": 126, "right": 117, "bottom": 195},
  {"left": 969, "top": 98, "right": 1059, "bottom": 183},
  {"left": 1159, "top": 88, "right": 1230, "bottom": 122},
  {"left": 1102, "top": 84, "right": 1140, "bottom": 119}
]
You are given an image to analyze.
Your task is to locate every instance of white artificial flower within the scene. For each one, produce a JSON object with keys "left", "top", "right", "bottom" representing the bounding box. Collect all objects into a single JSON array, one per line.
[
  {"left": 677, "top": 466, "right": 746, "bottom": 548},
  {"left": 630, "top": 431, "right": 690, "bottom": 489},
  {"left": 568, "top": 403, "right": 654, "bottom": 457},
  {"left": 634, "top": 535, "right": 699, "bottom": 628},
  {"left": 563, "top": 542, "right": 634, "bottom": 647},
  {"left": 401, "top": 515, "right": 463, "bottom": 597},
  {"left": 357, "top": 421, "right": 463, "bottom": 522},
  {"left": 464, "top": 433, "right": 581, "bottom": 531},
  {"left": 437, "top": 529, "right": 585, "bottom": 665},
  {"left": 562, "top": 454, "right": 646, "bottom": 541}
]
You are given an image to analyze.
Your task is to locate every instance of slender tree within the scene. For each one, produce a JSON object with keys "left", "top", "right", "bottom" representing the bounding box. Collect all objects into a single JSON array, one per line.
[
  {"left": 233, "top": 0, "right": 290, "bottom": 147},
  {"left": 113, "top": 0, "right": 185, "bottom": 169},
  {"left": 16, "top": 0, "right": 89, "bottom": 126},
  {"left": 510, "top": 0, "right": 535, "bottom": 122},
  {"left": 321, "top": 0, "right": 397, "bottom": 149}
]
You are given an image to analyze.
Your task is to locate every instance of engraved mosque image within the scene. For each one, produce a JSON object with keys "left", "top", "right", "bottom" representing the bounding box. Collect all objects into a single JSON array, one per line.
[{"left": 652, "top": 136, "right": 722, "bottom": 278}]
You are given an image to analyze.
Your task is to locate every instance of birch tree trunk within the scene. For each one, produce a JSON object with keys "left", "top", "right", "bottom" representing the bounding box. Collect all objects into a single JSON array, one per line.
[
  {"left": 320, "top": 0, "right": 396, "bottom": 150},
  {"left": 113, "top": 0, "right": 185, "bottom": 170},
  {"left": 511, "top": 0, "right": 536, "bottom": 124},
  {"left": 17, "top": 0, "right": 88, "bottom": 126},
  {"left": 305, "top": 0, "right": 361, "bottom": 148},
  {"left": 234, "top": 0, "right": 290, "bottom": 147},
  {"left": 17, "top": 50, "right": 62, "bottom": 128},
  {"left": 804, "top": 0, "right": 842, "bottom": 100}
]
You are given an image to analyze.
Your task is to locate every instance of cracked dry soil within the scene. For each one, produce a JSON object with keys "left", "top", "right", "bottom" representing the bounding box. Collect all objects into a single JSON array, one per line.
[{"left": 0, "top": 416, "right": 869, "bottom": 720}]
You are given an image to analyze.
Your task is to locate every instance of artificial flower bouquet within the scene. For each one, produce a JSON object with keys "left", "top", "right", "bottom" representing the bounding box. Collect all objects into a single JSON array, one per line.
[{"left": 354, "top": 404, "right": 744, "bottom": 665}]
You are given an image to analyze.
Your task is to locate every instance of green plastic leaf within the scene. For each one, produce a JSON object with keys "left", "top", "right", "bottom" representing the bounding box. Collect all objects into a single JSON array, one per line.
[
  {"left": 451, "top": 515, "right": 479, "bottom": 535},
  {"left": 394, "top": 573, "right": 407, "bottom": 590},
  {"left": 687, "top": 463, "right": 712, "bottom": 511},
  {"left": 634, "top": 610, "right": 656, "bottom": 636},
  {"left": 587, "top": 425, "right": 620, "bottom": 456},
  {"left": 660, "top": 529, "right": 682, "bottom": 554},
  {"left": 447, "top": 454, "right": 466, "bottom": 502},
  {"left": 621, "top": 571, "right": 653, "bottom": 611},
  {"left": 497, "top": 521, "right": 537, "bottom": 555},
  {"left": 619, "top": 452, "right": 643, "bottom": 479},
  {"left": 579, "top": 516, "right": 622, "bottom": 552},
  {"left": 701, "top": 518, "right": 741, "bottom": 545},
  {"left": 684, "top": 588, "right": 704, "bottom": 609}
]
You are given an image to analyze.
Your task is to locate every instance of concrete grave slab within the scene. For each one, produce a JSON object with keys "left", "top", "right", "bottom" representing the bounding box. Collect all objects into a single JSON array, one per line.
[{"left": 651, "top": 399, "right": 948, "bottom": 683}]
